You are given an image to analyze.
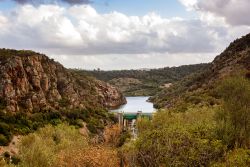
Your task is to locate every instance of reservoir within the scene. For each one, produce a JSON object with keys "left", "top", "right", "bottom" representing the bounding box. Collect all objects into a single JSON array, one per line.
[{"left": 111, "top": 96, "right": 156, "bottom": 113}]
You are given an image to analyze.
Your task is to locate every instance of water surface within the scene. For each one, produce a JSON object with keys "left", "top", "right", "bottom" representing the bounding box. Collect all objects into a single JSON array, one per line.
[{"left": 111, "top": 96, "right": 155, "bottom": 113}]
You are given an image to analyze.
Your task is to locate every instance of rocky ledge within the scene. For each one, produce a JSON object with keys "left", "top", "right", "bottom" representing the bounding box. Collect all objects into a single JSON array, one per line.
[{"left": 0, "top": 49, "right": 126, "bottom": 112}]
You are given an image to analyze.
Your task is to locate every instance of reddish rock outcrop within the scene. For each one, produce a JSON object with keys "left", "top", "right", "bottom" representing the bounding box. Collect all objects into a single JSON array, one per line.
[{"left": 0, "top": 49, "right": 126, "bottom": 112}]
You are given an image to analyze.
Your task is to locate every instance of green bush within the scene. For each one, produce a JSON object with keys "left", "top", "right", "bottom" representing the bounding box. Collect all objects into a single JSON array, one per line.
[
  {"left": 0, "top": 134, "right": 9, "bottom": 146},
  {"left": 86, "top": 117, "right": 104, "bottom": 134},
  {"left": 118, "top": 131, "right": 131, "bottom": 147},
  {"left": 17, "top": 124, "right": 88, "bottom": 167},
  {"left": 58, "top": 98, "right": 71, "bottom": 108},
  {"left": 122, "top": 107, "right": 225, "bottom": 167},
  {"left": 0, "top": 122, "right": 11, "bottom": 136},
  {"left": 11, "top": 156, "right": 21, "bottom": 165},
  {"left": 215, "top": 76, "right": 250, "bottom": 148},
  {"left": 212, "top": 149, "right": 250, "bottom": 167},
  {"left": 0, "top": 108, "right": 115, "bottom": 146},
  {"left": 0, "top": 98, "right": 6, "bottom": 110}
]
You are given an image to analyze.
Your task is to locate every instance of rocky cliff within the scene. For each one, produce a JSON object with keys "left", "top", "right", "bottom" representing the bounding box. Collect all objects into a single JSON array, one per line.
[{"left": 0, "top": 49, "right": 126, "bottom": 112}]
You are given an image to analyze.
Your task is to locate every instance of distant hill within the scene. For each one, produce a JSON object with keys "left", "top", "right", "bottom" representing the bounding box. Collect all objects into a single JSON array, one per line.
[
  {"left": 0, "top": 49, "right": 126, "bottom": 112},
  {"left": 81, "top": 64, "right": 209, "bottom": 96},
  {"left": 150, "top": 33, "right": 250, "bottom": 108}
]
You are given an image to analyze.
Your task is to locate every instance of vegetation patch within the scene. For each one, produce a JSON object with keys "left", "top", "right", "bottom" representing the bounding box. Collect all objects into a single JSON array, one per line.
[
  {"left": 78, "top": 64, "right": 208, "bottom": 96},
  {"left": 0, "top": 108, "right": 116, "bottom": 146},
  {"left": 121, "top": 76, "right": 250, "bottom": 166},
  {"left": 1, "top": 124, "right": 120, "bottom": 167}
]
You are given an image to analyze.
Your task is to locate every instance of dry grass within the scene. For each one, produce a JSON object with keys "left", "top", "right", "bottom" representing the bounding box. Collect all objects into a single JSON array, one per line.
[
  {"left": 56, "top": 146, "right": 120, "bottom": 167},
  {"left": 103, "top": 124, "right": 122, "bottom": 146}
]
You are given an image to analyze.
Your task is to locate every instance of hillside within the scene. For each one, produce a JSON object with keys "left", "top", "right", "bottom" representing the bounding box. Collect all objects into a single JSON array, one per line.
[
  {"left": 81, "top": 64, "right": 208, "bottom": 96},
  {"left": 120, "top": 34, "right": 250, "bottom": 167},
  {"left": 0, "top": 49, "right": 126, "bottom": 146},
  {"left": 0, "top": 49, "right": 126, "bottom": 112},
  {"left": 151, "top": 33, "right": 250, "bottom": 108}
]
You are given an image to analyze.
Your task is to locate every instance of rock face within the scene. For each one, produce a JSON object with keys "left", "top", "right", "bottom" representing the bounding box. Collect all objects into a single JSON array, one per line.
[{"left": 0, "top": 49, "right": 126, "bottom": 112}]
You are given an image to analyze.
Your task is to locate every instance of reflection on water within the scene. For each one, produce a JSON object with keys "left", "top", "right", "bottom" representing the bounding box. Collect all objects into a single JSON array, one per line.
[{"left": 111, "top": 96, "right": 156, "bottom": 113}]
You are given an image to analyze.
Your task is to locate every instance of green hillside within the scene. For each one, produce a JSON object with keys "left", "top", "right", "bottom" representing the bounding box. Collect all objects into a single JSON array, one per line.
[
  {"left": 120, "top": 34, "right": 250, "bottom": 167},
  {"left": 81, "top": 64, "right": 208, "bottom": 96}
]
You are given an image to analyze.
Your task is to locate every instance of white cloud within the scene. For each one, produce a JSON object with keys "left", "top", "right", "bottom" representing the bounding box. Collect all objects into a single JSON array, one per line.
[
  {"left": 0, "top": 3, "right": 249, "bottom": 69},
  {"left": 179, "top": 0, "right": 198, "bottom": 10},
  {"left": 0, "top": 4, "right": 220, "bottom": 54},
  {"left": 177, "top": 0, "right": 250, "bottom": 61}
]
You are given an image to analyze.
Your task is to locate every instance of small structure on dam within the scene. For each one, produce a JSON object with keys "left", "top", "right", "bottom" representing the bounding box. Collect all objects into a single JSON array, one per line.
[{"left": 117, "top": 111, "right": 153, "bottom": 131}]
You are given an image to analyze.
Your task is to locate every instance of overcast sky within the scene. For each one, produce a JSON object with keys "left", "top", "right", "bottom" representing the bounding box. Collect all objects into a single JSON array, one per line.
[{"left": 0, "top": 0, "right": 249, "bottom": 70}]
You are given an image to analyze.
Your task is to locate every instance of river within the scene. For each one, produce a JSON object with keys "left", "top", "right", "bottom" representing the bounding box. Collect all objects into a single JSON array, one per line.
[{"left": 111, "top": 96, "right": 156, "bottom": 113}]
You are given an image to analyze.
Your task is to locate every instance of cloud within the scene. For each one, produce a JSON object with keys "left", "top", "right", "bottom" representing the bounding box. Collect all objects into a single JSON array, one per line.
[
  {"left": 198, "top": 0, "right": 250, "bottom": 26},
  {"left": 0, "top": 4, "right": 223, "bottom": 56},
  {"left": 178, "top": 0, "right": 198, "bottom": 10},
  {"left": 0, "top": 3, "right": 249, "bottom": 69},
  {"left": 180, "top": 0, "right": 250, "bottom": 26},
  {"left": 12, "top": 0, "right": 92, "bottom": 5}
]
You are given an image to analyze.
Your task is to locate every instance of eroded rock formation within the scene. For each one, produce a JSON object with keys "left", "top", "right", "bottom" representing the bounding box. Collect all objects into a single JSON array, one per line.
[{"left": 0, "top": 49, "right": 126, "bottom": 112}]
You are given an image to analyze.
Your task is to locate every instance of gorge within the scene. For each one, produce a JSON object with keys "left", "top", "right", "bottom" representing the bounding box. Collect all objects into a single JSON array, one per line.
[{"left": 0, "top": 20, "right": 250, "bottom": 167}]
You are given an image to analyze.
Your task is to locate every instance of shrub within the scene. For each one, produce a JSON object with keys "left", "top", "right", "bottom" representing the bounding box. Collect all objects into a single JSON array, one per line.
[
  {"left": 0, "top": 122, "right": 11, "bottom": 136},
  {"left": 103, "top": 124, "right": 122, "bottom": 146},
  {"left": 11, "top": 156, "right": 21, "bottom": 165},
  {"left": 0, "top": 98, "right": 6, "bottom": 110},
  {"left": 1, "top": 123, "right": 120, "bottom": 167},
  {"left": 122, "top": 107, "right": 225, "bottom": 167},
  {"left": 118, "top": 131, "right": 131, "bottom": 147},
  {"left": 0, "top": 108, "right": 114, "bottom": 146},
  {"left": 17, "top": 124, "right": 88, "bottom": 167},
  {"left": 58, "top": 98, "right": 70, "bottom": 108},
  {"left": 212, "top": 149, "right": 250, "bottom": 167},
  {"left": 215, "top": 76, "right": 250, "bottom": 148},
  {"left": 0, "top": 134, "right": 9, "bottom": 146},
  {"left": 136, "top": 117, "right": 152, "bottom": 134}
]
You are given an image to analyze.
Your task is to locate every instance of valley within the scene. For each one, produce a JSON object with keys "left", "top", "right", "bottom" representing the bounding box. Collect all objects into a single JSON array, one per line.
[
  {"left": 82, "top": 64, "right": 208, "bottom": 96},
  {"left": 1, "top": 0, "right": 250, "bottom": 166},
  {"left": 0, "top": 28, "right": 250, "bottom": 167}
]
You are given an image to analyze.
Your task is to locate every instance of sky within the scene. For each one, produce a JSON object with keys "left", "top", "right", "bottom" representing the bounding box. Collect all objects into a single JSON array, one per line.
[{"left": 0, "top": 0, "right": 249, "bottom": 70}]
